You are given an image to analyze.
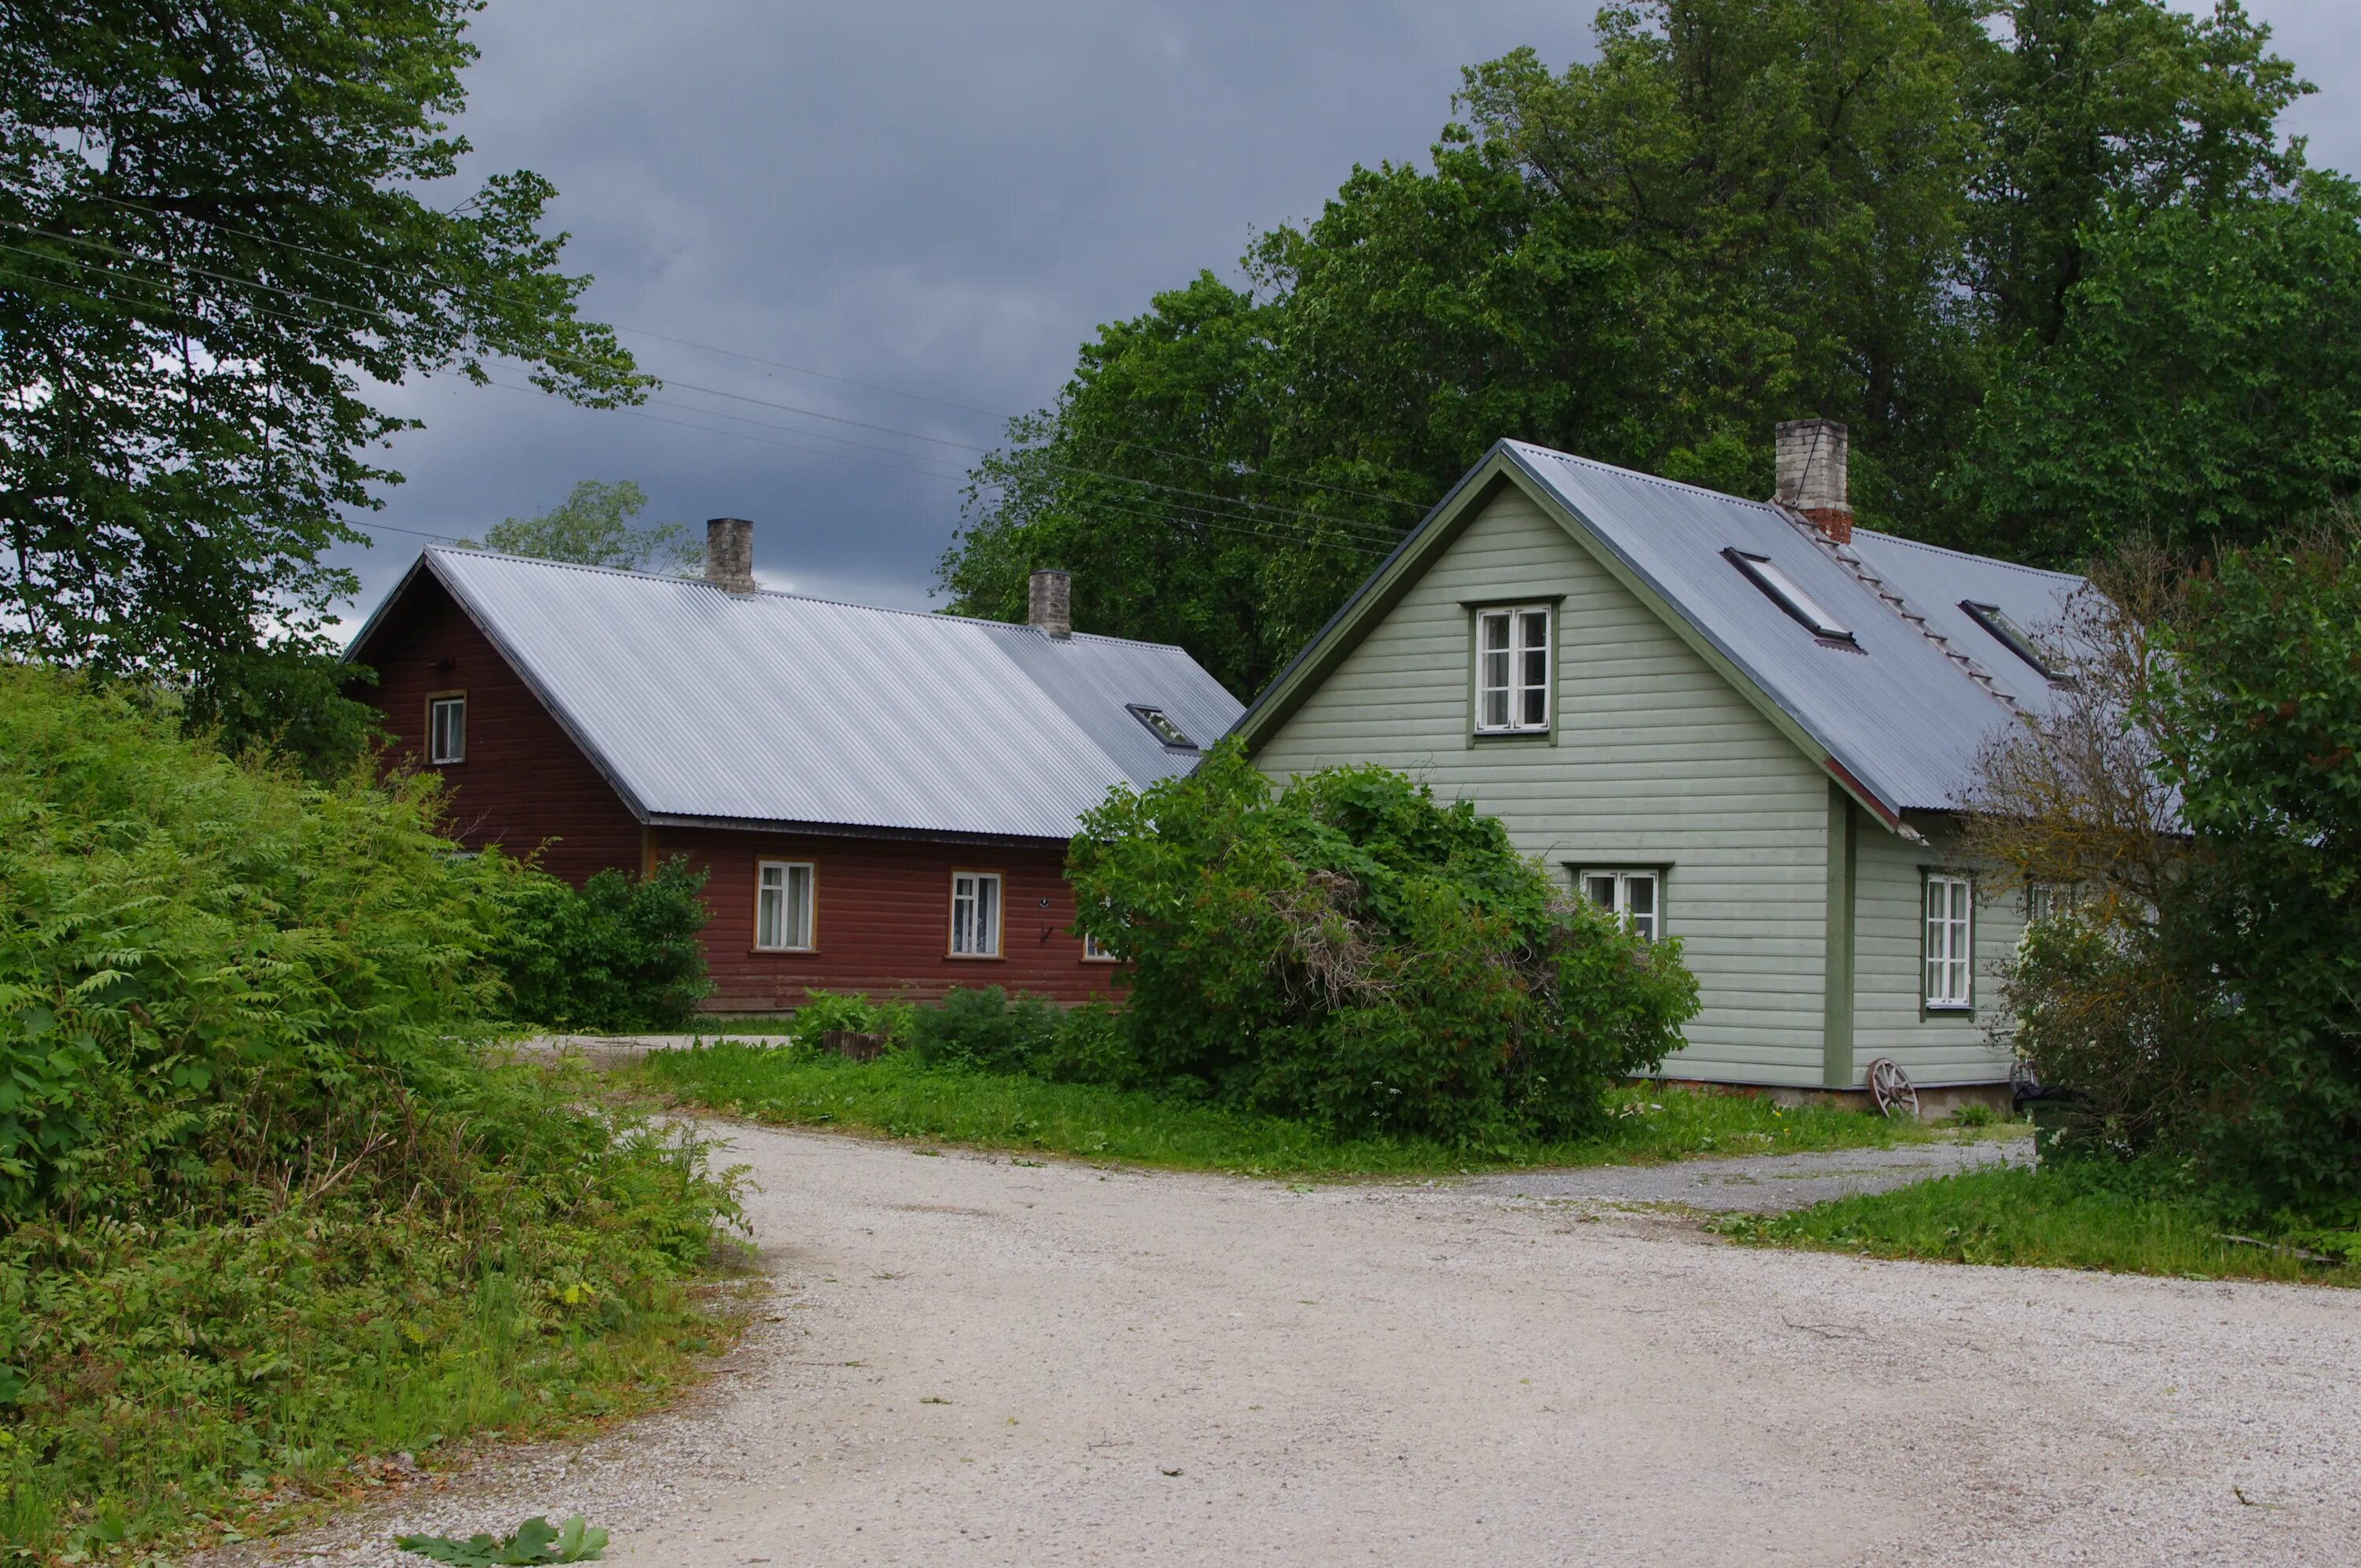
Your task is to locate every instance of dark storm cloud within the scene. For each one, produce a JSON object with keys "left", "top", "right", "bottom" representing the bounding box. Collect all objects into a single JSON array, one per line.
[{"left": 334, "top": 0, "right": 2361, "bottom": 627}]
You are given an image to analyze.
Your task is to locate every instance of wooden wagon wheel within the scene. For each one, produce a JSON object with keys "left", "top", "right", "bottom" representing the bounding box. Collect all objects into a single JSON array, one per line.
[{"left": 1866, "top": 1057, "right": 1919, "bottom": 1120}]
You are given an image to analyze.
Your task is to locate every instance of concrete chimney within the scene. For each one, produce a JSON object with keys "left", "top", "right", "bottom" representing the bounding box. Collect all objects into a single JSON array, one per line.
[
  {"left": 1027, "top": 568, "right": 1072, "bottom": 639},
  {"left": 1775, "top": 419, "right": 1852, "bottom": 544},
  {"left": 704, "top": 517, "right": 757, "bottom": 594}
]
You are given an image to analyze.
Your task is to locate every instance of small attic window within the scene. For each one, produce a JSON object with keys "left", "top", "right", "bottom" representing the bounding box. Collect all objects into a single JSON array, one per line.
[
  {"left": 1724, "top": 549, "right": 1855, "bottom": 644},
  {"left": 1960, "top": 600, "right": 2073, "bottom": 685},
  {"left": 1128, "top": 704, "right": 1196, "bottom": 751}
]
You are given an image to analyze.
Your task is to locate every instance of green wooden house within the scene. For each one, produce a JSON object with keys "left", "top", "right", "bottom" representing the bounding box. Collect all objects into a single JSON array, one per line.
[{"left": 1234, "top": 421, "right": 2086, "bottom": 1105}]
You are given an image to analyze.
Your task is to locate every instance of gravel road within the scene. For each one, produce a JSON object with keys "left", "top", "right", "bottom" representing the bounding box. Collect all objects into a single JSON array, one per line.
[{"left": 209, "top": 1123, "right": 2359, "bottom": 1568}]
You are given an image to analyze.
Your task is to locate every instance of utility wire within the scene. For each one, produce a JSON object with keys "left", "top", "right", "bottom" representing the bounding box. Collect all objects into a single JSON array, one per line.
[
  {"left": 4, "top": 223, "right": 1410, "bottom": 540},
  {"left": 1, "top": 235, "right": 1408, "bottom": 555},
  {"left": 69, "top": 194, "right": 1440, "bottom": 507}
]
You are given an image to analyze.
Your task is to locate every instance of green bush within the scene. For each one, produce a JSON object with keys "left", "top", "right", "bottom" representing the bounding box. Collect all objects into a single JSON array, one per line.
[
  {"left": 896, "top": 987, "right": 1136, "bottom": 1086},
  {"left": 2143, "top": 527, "right": 2361, "bottom": 1221},
  {"left": 0, "top": 666, "right": 737, "bottom": 1559},
  {"left": 784, "top": 988, "right": 896, "bottom": 1048},
  {"left": 1067, "top": 743, "right": 1698, "bottom": 1143},
  {"left": 486, "top": 859, "right": 712, "bottom": 1031}
]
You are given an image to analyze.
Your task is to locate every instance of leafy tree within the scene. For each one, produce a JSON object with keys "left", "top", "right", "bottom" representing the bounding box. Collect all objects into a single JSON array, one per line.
[
  {"left": 1068, "top": 744, "right": 1698, "bottom": 1142},
  {"left": 944, "top": 0, "right": 2326, "bottom": 686},
  {"left": 1955, "top": 176, "right": 2361, "bottom": 563},
  {"left": 460, "top": 478, "right": 700, "bottom": 573},
  {"left": 0, "top": 0, "right": 647, "bottom": 769},
  {"left": 1965, "top": 521, "right": 2361, "bottom": 1224}
]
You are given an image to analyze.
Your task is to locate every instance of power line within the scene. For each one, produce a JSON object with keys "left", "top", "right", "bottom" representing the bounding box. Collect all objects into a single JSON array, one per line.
[
  {"left": 2, "top": 235, "right": 1409, "bottom": 553},
  {"left": 70, "top": 194, "right": 1442, "bottom": 507},
  {"left": 4, "top": 224, "right": 1407, "bottom": 540}
]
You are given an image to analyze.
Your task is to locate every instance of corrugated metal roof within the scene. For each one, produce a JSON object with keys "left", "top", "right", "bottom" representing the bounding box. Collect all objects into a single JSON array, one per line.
[
  {"left": 1500, "top": 442, "right": 2090, "bottom": 816},
  {"left": 362, "top": 549, "right": 1243, "bottom": 841}
]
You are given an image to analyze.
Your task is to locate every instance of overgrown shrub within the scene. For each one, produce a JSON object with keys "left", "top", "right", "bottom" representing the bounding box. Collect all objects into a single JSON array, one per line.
[
  {"left": 2144, "top": 528, "right": 2361, "bottom": 1220},
  {"left": 897, "top": 987, "right": 1136, "bottom": 1086},
  {"left": 1969, "top": 524, "right": 2361, "bottom": 1227},
  {"left": 0, "top": 666, "right": 737, "bottom": 1559},
  {"left": 1067, "top": 744, "right": 1698, "bottom": 1143},
  {"left": 486, "top": 859, "right": 711, "bottom": 1031},
  {"left": 785, "top": 988, "right": 896, "bottom": 1047}
]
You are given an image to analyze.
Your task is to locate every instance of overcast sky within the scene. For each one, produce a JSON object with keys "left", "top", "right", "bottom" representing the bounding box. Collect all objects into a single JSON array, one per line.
[{"left": 336, "top": 0, "right": 2361, "bottom": 627}]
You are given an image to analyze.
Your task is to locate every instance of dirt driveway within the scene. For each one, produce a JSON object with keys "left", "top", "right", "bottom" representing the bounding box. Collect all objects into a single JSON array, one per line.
[{"left": 223, "top": 1123, "right": 2359, "bottom": 1568}]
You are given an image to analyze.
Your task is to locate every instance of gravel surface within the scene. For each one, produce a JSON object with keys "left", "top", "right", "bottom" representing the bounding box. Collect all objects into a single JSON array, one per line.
[
  {"left": 1460, "top": 1136, "right": 2034, "bottom": 1211},
  {"left": 201, "top": 1123, "right": 2359, "bottom": 1568}
]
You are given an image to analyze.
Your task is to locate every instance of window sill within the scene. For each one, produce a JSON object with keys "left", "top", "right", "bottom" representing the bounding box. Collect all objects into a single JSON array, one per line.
[
  {"left": 945, "top": 952, "right": 1005, "bottom": 961},
  {"left": 749, "top": 948, "right": 818, "bottom": 957},
  {"left": 1922, "top": 1003, "right": 1975, "bottom": 1017},
  {"left": 1469, "top": 729, "right": 1553, "bottom": 744}
]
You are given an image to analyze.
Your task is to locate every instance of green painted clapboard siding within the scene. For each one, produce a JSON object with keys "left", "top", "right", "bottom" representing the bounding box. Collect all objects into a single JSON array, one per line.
[
  {"left": 1254, "top": 487, "right": 1836, "bottom": 1087},
  {"left": 1850, "top": 814, "right": 2019, "bottom": 1084}
]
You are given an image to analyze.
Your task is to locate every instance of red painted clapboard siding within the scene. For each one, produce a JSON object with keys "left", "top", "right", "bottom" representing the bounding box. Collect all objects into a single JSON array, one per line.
[
  {"left": 353, "top": 566, "right": 1125, "bottom": 1010},
  {"left": 356, "top": 571, "right": 644, "bottom": 887},
  {"left": 656, "top": 828, "right": 1123, "bottom": 1011}
]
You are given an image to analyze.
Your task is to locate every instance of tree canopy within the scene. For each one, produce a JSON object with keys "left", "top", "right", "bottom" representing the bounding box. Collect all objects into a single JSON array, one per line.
[
  {"left": 459, "top": 478, "right": 699, "bottom": 573},
  {"left": 942, "top": 0, "right": 2342, "bottom": 698},
  {"left": 0, "top": 0, "right": 647, "bottom": 768}
]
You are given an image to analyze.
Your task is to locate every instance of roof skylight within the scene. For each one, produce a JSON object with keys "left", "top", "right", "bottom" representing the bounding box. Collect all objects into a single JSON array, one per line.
[
  {"left": 1724, "top": 549, "right": 1855, "bottom": 644},
  {"left": 1128, "top": 704, "right": 1197, "bottom": 751},
  {"left": 1960, "top": 600, "right": 2072, "bottom": 684}
]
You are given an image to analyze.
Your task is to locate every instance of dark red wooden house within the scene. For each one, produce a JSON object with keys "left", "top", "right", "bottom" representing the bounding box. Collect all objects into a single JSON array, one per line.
[{"left": 344, "top": 518, "right": 1241, "bottom": 1011}]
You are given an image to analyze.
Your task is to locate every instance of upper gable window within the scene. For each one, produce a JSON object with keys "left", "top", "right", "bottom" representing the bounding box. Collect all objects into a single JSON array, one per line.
[
  {"left": 1724, "top": 550, "right": 1855, "bottom": 644},
  {"left": 1960, "top": 600, "right": 2072, "bottom": 685},
  {"left": 1128, "top": 704, "right": 1196, "bottom": 751},
  {"left": 1475, "top": 605, "right": 1553, "bottom": 733},
  {"left": 428, "top": 693, "right": 467, "bottom": 764}
]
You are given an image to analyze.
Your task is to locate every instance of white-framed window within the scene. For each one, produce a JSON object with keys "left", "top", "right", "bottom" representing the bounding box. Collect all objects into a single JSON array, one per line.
[
  {"left": 1923, "top": 873, "right": 1974, "bottom": 1009},
  {"left": 949, "top": 871, "right": 1003, "bottom": 957},
  {"left": 427, "top": 693, "right": 467, "bottom": 764},
  {"left": 2024, "top": 881, "right": 2081, "bottom": 924},
  {"left": 1475, "top": 605, "right": 1552, "bottom": 733},
  {"left": 1580, "top": 869, "right": 1661, "bottom": 942},
  {"left": 755, "top": 861, "right": 815, "bottom": 951},
  {"left": 1083, "top": 930, "right": 1118, "bottom": 961}
]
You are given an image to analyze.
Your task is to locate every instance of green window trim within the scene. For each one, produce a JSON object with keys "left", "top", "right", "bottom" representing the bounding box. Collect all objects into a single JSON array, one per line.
[
  {"left": 1463, "top": 596, "right": 1564, "bottom": 746},
  {"left": 1919, "top": 866, "right": 1976, "bottom": 1018}
]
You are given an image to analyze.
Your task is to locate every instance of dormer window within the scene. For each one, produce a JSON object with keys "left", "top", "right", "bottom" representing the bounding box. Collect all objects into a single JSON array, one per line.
[
  {"left": 1960, "top": 600, "right": 2073, "bottom": 685},
  {"left": 1724, "top": 550, "right": 1855, "bottom": 644},
  {"left": 1129, "top": 704, "right": 1196, "bottom": 751}
]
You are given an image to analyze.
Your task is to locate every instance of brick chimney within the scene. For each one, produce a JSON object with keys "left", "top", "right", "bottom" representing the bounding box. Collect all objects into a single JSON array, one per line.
[
  {"left": 704, "top": 517, "right": 757, "bottom": 594},
  {"left": 1775, "top": 419, "right": 1852, "bottom": 544},
  {"left": 1027, "top": 568, "right": 1072, "bottom": 639}
]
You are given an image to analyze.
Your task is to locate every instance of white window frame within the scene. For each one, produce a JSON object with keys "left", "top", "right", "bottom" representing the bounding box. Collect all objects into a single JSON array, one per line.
[
  {"left": 427, "top": 692, "right": 467, "bottom": 765},
  {"left": 1082, "top": 930, "right": 1119, "bottom": 962},
  {"left": 1474, "top": 604, "right": 1554, "bottom": 734},
  {"left": 1580, "top": 869, "right": 1662, "bottom": 943},
  {"left": 2024, "top": 881, "right": 2081, "bottom": 925},
  {"left": 949, "top": 870, "right": 1003, "bottom": 957},
  {"left": 1923, "top": 873, "right": 1974, "bottom": 1009},
  {"left": 755, "top": 860, "right": 815, "bottom": 952}
]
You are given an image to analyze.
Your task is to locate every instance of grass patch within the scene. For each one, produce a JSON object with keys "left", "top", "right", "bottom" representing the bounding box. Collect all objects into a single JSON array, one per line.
[
  {"left": 629, "top": 1039, "right": 1942, "bottom": 1178},
  {"left": 1717, "top": 1163, "right": 2361, "bottom": 1286}
]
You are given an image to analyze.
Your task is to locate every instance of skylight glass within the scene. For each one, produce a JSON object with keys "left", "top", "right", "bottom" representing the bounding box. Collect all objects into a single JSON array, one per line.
[
  {"left": 1960, "top": 600, "right": 2071, "bottom": 684},
  {"left": 1724, "top": 549, "right": 1854, "bottom": 643},
  {"left": 1128, "top": 704, "right": 1196, "bottom": 750}
]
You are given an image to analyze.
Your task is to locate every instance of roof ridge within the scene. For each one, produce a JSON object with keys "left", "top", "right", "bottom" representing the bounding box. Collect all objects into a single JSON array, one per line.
[
  {"left": 1774, "top": 507, "right": 2023, "bottom": 716},
  {"left": 1507, "top": 441, "right": 1783, "bottom": 514},
  {"left": 1848, "top": 527, "right": 2089, "bottom": 586},
  {"left": 423, "top": 546, "right": 1190, "bottom": 654}
]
